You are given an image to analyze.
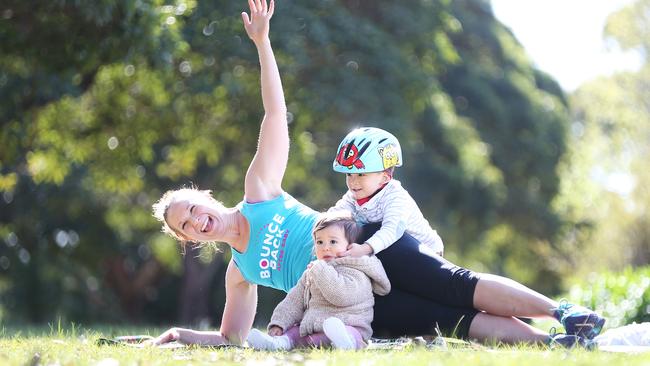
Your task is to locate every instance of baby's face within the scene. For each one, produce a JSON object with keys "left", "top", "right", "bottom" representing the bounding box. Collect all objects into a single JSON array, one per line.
[{"left": 313, "top": 225, "right": 349, "bottom": 261}]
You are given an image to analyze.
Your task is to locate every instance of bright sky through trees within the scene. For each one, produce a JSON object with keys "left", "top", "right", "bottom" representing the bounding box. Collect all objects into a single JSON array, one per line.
[{"left": 491, "top": 0, "right": 642, "bottom": 92}]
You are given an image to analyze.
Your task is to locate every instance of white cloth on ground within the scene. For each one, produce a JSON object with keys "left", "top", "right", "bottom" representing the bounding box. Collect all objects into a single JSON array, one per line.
[{"left": 595, "top": 322, "right": 650, "bottom": 353}]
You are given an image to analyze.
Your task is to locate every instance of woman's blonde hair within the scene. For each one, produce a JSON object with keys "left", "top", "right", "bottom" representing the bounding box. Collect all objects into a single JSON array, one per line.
[
  {"left": 152, "top": 187, "right": 223, "bottom": 244},
  {"left": 312, "top": 212, "right": 362, "bottom": 244}
]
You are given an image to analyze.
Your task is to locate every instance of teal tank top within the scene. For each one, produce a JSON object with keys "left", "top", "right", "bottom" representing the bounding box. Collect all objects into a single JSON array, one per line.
[{"left": 232, "top": 192, "right": 318, "bottom": 292}]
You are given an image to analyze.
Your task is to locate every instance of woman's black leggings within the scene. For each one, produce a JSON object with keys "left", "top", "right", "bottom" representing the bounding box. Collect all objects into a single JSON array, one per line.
[{"left": 360, "top": 224, "right": 481, "bottom": 339}]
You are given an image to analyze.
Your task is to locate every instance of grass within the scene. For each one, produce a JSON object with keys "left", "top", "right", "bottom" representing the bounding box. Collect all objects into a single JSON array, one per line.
[{"left": 0, "top": 325, "right": 649, "bottom": 365}]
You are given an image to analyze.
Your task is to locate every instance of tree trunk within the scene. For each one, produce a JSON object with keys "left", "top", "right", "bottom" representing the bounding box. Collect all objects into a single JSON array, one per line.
[
  {"left": 104, "top": 256, "right": 162, "bottom": 321},
  {"left": 178, "top": 245, "right": 225, "bottom": 327}
]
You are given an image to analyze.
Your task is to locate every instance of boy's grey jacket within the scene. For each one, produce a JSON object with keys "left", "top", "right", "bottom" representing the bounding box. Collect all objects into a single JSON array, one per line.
[
  {"left": 269, "top": 255, "right": 391, "bottom": 340},
  {"left": 329, "top": 179, "right": 444, "bottom": 255}
]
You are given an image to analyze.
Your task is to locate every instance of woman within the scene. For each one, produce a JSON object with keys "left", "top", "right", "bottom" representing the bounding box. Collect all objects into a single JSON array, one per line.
[{"left": 149, "top": 0, "right": 603, "bottom": 347}]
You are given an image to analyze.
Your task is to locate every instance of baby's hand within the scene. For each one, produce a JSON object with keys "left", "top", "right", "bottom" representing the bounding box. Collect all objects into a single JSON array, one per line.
[
  {"left": 268, "top": 326, "right": 283, "bottom": 336},
  {"left": 339, "top": 243, "right": 373, "bottom": 257}
]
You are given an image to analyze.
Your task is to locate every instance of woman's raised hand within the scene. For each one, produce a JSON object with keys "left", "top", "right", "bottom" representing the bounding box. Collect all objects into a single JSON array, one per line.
[{"left": 242, "top": 0, "right": 275, "bottom": 44}]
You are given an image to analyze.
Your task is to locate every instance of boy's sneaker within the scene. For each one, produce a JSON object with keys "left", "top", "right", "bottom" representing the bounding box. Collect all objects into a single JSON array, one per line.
[
  {"left": 247, "top": 328, "right": 291, "bottom": 350},
  {"left": 323, "top": 317, "right": 357, "bottom": 350},
  {"left": 548, "top": 333, "right": 595, "bottom": 350},
  {"left": 553, "top": 299, "right": 606, "bottom": 340}
]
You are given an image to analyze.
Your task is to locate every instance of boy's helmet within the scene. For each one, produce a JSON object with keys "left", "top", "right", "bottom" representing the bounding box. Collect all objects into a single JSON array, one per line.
[{"left": 333, "top": 127, "right": 403, "bottom": 173}]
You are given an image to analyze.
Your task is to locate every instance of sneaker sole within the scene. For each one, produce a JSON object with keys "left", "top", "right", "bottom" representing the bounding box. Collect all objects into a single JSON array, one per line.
[
  {"left": 572, "top": 314, "right": 606, "bottom": 340},
  {"left": 584, "top": 316, "right": 606, "bottom": 340},
  {"left": 564, "top": 313, "right": 606, "bottom": 340}
]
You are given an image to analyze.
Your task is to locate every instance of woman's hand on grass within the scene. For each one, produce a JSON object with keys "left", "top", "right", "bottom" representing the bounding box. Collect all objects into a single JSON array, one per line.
[{"left": 145, "top": 328, "right": 180, "bottom": 346}]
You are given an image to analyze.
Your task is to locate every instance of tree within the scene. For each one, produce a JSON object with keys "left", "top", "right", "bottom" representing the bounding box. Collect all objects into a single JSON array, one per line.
[
  {"left": 555, "top": 0, "right": 650, "bottom": 275},
  {"left": 0, "top": 0, "right": 574, "bottom": 323},
  {"left": 431, "top": 0, "right": 570, "bottom": 293},
  {"left": 0, "top": 0, "right": 189, "bottom": 323}
]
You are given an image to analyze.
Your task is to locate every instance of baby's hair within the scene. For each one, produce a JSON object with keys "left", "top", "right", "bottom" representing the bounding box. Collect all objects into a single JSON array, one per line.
[
  {"left": 152, "top": 186, "right": 223, "bottom": 248},
  {"left": 312, "top": 212, "right": 362, "bottom": 244}
]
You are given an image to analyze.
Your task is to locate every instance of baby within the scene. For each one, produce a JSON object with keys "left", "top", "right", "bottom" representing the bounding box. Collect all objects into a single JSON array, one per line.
[{"left": 247, "top": 212, "right": 391, "bottom": 350}]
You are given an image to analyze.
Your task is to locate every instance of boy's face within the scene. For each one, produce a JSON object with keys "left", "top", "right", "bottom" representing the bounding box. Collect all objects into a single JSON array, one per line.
[
  {"left": 314, "top": 225, "right": 349, "bottom": 261},
  {"left": 345, "top": 171, "right": 390, "bottom": 200}
]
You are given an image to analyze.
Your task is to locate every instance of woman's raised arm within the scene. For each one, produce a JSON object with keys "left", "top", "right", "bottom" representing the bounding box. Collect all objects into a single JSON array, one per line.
[{"left": 241, "top": 0, "right": 288, "bottom": 202}]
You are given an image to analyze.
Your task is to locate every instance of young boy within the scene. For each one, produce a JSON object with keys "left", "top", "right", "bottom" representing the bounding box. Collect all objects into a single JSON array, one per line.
[{"left": 329, "top": 127, "right": 444, "bottom": 257}]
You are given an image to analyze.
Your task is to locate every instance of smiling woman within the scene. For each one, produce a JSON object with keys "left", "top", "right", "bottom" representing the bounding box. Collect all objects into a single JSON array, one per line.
[{"left": 153, "top": 188, "right": 224, "bottom": 242}]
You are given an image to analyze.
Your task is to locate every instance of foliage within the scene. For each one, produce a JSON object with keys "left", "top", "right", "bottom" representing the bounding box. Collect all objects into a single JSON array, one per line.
[
  {"left": 604, "top": 0, "right": 650, "bottom": 55},
  {"left": 434, "top": 0, "right": 570, "bottom": 294},
  {"left": 0, "top": 0, "right": 194, "bottom": 324},
  {"left": 0, "top": 0, "right": 577, "bottom": 324},
  {"left": 554, "top": 0, "right": 650, "bottom": 276},
  {"left": 567, "top": 267, "right": 650, "bottom": 329}
]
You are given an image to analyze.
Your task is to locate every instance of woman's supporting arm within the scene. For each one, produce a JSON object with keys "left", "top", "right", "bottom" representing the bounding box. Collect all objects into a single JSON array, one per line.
[
  {"left": 241, "top": 0, "right": 289, "bottom": 202},
  {"left": 221, "top": 259, "right": 258, "bottom": 344},
  {"left": 148, "top": 260, "right": 257, "bottom": 346}
]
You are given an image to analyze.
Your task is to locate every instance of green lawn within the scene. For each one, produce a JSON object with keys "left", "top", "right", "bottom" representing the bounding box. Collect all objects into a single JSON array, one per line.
[{"left": 1, "top": 325, "right": 649, "bottom": 365}]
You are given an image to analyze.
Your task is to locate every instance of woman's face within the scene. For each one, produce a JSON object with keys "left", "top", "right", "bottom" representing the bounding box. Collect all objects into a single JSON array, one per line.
[
  {"left": 165, "top": 194, "right": 223, "bottom": 242},
  {"left": 313, "top": 225, "right": 349, "bottom": 261}
]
